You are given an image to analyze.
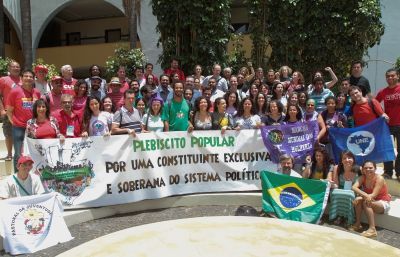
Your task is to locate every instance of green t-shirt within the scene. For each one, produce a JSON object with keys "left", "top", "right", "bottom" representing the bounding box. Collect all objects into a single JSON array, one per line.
[{"left": 162, "top": 99, "right": 190, "bottom": 131}]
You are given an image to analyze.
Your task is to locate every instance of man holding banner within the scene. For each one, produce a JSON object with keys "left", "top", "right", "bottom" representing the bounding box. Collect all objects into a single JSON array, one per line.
[{"left": 261, "top": 171, "right": 330, "bottom": 224}]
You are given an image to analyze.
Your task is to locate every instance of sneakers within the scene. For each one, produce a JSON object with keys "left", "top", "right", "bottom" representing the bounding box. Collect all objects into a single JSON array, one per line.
[{"left": 361, "top": 228, "right": 377, "bottom": 238}]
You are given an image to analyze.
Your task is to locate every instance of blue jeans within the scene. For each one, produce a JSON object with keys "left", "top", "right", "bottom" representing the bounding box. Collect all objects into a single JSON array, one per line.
[
  {"left": 384, "top": 125, "right": 400, "bottom": 177},
  {"left": 12, "top": 126, "right": 26, "bottom": 173}
]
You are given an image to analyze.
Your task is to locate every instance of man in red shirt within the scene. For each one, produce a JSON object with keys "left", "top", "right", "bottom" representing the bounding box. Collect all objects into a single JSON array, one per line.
[
  {"left": 61, "top": 64, "right": 77, "bottom": 96},
  {"left": 107, "top": 77, "right": 124, "bottom": 111},
  {"left": 116, "top": 66, "right": 130, "bottom": 93},
  {"left": 163, "top": 58, "right": 185, "bottom": 81},
  {"left": 52, "top": 94, "right": 82, "bottom": 139},
  {"left": 145, "top": 63, "right": 159, "bottom": 86},
  {"left": 43, "top": 76, "right": 63, "bottom": 113},
  {"left": 0, "top": 61, "right": 21, "bottom": 160},
  {"left": 376, "top": 68, "right": 400, "bottom": 181},
  {"left": 6, "top": 69, "right": 41, "bottom": 172},
  {"left": 349, "top": 86, "right": 387, "bottom": 127}
]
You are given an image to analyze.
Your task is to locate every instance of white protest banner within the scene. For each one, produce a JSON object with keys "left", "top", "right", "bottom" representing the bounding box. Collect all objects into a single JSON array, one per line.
[
  {"left": 26, "top": 130, "right": 277, "bottom": 208},
  {"left": 0, "top": 192, "right": 73, "bottom": 255}
]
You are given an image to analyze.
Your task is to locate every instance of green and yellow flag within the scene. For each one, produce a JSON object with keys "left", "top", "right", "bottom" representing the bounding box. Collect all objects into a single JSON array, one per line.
[{"left": 261, "top": 171, "right": 330, "bottom": 224}]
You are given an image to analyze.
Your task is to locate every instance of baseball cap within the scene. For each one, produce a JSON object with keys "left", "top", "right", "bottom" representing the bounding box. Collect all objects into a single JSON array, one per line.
[
  {"left": 34, "top": 65, "right": 48, "bottom": 74},
  {"left": 51, "top": 75, "right": 63, "bottom": 81},
  {"left": 91, "top": 76, "right": 102, "bottom": 81},
  {"left": 18, "top": 155, "right": 34, "bottom": 166}
]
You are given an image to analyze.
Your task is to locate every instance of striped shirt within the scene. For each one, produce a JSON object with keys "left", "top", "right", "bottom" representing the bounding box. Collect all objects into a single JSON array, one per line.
[{"left": 112, "top": 106, "right": 142, "bottom": 133}]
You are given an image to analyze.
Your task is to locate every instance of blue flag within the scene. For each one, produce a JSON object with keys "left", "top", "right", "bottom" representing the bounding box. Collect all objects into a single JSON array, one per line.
[{"left": 329, "top": 117, "right": 395, "bottom": 165}]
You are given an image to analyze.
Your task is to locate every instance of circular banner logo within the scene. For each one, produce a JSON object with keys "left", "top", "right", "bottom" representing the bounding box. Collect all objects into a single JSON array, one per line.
[{"left": 346, "top": 131, "right": 375, "bottom": 156}]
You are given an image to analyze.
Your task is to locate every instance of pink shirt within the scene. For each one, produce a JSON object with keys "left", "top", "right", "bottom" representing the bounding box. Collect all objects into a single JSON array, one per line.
[{"left": 7, "top": 87, "right": 41, "bottom": 128}]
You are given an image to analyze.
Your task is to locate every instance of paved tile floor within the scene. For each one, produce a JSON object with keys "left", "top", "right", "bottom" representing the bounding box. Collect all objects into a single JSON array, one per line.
[{"left": 1, "top": 205, "right": 399, "bottom": 256}]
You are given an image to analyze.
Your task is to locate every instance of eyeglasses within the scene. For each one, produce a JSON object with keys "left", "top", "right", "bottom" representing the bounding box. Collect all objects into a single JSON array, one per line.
[{"left": 307, "top": 104, "right": 315, "bottom": 106}]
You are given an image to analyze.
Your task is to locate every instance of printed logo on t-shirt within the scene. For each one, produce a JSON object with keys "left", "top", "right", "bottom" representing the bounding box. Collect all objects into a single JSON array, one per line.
[
  {"left": 176, "top": 111, "right": 184, "bottom": 119},
  {"left": 92, "top": 120, "right": 106, "bottom": 135},
  {"left": 21, "top": 97, "right": 33, "bottom": 109}
]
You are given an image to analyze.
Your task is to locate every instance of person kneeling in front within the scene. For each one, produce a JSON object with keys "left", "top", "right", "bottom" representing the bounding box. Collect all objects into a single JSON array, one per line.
[{"left": 0, "top": 156, "right": 45, "bottom": 199}]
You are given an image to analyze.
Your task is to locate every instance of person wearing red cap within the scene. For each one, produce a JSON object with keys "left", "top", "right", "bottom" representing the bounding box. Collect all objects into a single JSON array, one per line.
[
  {"left": 34, "top": 64, "right": 50, "bottom": 95},
  {"left": 44, "top": 76, "right": 63, "bottom": 113},
  {"left": 0, "top": 155, "right": 45, "bottom": 199}
]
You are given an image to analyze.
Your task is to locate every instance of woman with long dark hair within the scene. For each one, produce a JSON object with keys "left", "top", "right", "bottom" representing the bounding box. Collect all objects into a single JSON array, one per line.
[
  {"left": 234, "top": 97, "right": 261, "bottom": 130},
  {"left": 303, "top": 147, "right": 333, "bottom": 179},
  {"left": 25, "top": 99, "right": 61, "bottom": 140},
  {"left": 81, "top": 96, "right": 112, "bottom": 137},
  {"left": 212, "top": 97, "right": 234, "bottom": 133}
]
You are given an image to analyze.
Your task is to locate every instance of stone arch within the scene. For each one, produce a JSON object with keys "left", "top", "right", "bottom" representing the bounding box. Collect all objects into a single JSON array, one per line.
[
  {"left": 32, "top": 0, "right": 126, "bottom": 50},
  {"left": 2, "top": 7, "right": 22, "bottom": 47}
]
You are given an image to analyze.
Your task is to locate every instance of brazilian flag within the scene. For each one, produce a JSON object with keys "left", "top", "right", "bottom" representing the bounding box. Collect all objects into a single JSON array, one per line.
[{"left": 261, "top": 171, "right": 330, "bottom": 224}]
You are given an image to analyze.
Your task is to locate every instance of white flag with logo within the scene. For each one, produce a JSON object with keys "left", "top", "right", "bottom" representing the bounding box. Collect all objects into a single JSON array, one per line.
[{"left": 0, "top": 192, "right": 73, "bottom": 255}]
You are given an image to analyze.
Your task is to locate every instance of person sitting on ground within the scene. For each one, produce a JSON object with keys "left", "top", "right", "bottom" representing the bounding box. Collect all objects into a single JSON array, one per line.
[
  {"left": 302, "top": 147, "right": 333, "bottom": 180},
  {"left": 329, "top": 150, "right": 359, "bottom": 226},
  {"left": 81, "top": 96, "right": 112, "bottom": 137},
  {"left": 351, "top": 160, "right": 391, "bottom": 238},
  {"left": 0, "top": 155, "right": 45, "bottom": 199},
  {"left": 278, "top": 154, "right": 302, "bottom": 178}
]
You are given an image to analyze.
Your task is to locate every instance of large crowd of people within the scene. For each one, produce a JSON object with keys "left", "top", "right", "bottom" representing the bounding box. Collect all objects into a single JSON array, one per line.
[{"left": 0, "top": 58, "right": 399, "bottom": 238}]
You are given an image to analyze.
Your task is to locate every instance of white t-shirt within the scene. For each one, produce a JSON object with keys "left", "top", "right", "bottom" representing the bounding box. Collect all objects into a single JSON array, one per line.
[
  {"left": 89, "top": 111, "right": 113, "bottom": 136},
  {"left": 234, "top": 114, "right": 261, "bottom": 129},
  {"left": 0, "top": 173, "right": 45, "bottom": 199},
  {"left": 142, "top": 113, "right": 164, "bottom": 132}
]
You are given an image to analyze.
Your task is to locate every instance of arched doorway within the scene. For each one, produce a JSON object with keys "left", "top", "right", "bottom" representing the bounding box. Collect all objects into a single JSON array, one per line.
[{"left": 35, "top": 0, "right": 132, "bottom": 78}]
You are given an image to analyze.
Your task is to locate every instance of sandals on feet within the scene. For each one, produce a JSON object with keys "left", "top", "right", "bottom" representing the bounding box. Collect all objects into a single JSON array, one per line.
[
  {"left": 348, "top": 224, "right": 363, "bottom": 232},
  {"left": 361, "top": 229, "right": 377, "bottom": 238},
  {"left": 1, "top": 156, "right": 12, "bottom": 161}
]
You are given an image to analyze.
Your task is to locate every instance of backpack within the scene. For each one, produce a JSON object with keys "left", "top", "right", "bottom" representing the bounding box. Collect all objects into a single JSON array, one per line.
[{"left": 350, "top": 97, "right": 379, "bottom": 118}]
